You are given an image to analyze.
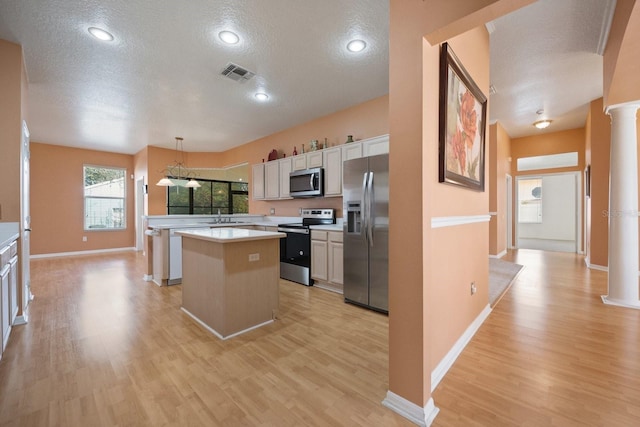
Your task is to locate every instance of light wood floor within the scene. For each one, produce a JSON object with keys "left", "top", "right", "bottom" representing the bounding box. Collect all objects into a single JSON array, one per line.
[
  {"left": 1, "top": 250, "right": 639, "bottom": 426},
  {"left": 433, "top": 249, "right": 640, "bottom": 427},
  {"left": 0, "top": 252, "right": 411, "bottom": 426}
]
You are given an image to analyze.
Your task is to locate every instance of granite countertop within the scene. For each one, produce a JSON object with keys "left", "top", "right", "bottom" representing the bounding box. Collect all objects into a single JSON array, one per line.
[
  {"left": 175, "top": 228, "right": 286, "bottom": 243},
  {"left": 0, "top": 223, "right": 20, "bottom": 249}
]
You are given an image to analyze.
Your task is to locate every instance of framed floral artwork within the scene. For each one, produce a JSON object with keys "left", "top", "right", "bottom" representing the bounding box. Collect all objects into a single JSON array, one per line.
[{"left": 438, "top": 42, "right": 487, "bottom": 191}]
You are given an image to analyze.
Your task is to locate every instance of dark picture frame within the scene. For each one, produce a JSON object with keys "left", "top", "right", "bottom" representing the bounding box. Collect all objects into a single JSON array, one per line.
[{"left": 438, "top": 42, "right": 487, "bottom": 191}]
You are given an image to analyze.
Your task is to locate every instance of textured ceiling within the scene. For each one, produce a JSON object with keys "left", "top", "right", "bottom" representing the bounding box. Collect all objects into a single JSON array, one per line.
[
  {"left": 0, "top": 0, "right": 389, "bottom": 154},
  {"left": 489, "top": 0, "right": 616, "bottom": 138},
  {"left": 0, "top": 0, "right": 616, "bottom": 154}
]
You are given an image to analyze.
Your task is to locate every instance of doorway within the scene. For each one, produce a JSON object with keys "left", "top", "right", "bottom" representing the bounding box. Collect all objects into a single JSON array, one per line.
[{"left": 515, "top": 172, "right": 581, "bottom": 253}]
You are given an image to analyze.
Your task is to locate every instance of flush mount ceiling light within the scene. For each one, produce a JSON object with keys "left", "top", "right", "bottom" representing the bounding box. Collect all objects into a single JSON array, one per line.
[
  {"left": 219, "top": 30, "right": 239, "bottom": 44},
  {"left": 254, "top": 92, "right": 269, "bottom": 101},
  {"left": 346, "top": 39, "right": 367, "bottom": 52},
  {"left": 88, "top": 27, "right": 114, "bottom": 41},
  {"left": 156, "top": 137, "right": 201, "bottom": 188},
  {"left": 533, "top": 119, "right": 552, "bottom": 129}
]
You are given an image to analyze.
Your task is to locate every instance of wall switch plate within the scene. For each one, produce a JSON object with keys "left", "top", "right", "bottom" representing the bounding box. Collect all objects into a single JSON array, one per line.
[
  {"left": 82, "top": 236, "right": 87, "bottom": 242},
  {"left": 249, "top": 253, "right": 260, "bottom": 262},
  {"left": 470, "top": 282, "right": 477, "bottom": 295},
  {"left": 270, "top": 208, "right": 275, "bottom": 215}
]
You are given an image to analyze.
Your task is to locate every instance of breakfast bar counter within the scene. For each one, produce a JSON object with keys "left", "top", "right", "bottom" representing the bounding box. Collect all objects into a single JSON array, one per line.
[{"left": 176, "top": 228, "right": 285, "bottom": 339}]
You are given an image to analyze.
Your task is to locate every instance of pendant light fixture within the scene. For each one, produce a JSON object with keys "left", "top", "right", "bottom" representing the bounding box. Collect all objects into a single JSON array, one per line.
[{"left": 156, "top": 137, "right": 201, "bottom": 188}]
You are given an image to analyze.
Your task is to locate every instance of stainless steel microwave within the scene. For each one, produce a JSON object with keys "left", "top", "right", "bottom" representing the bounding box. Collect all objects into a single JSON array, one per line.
[{"left": 289, "top": 167, "right": 324, "bottom": 198}]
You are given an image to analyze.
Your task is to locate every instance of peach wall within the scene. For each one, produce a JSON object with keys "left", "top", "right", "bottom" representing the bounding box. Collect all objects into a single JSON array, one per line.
[
  {"left": 603, "top": 0, "right": 640, "bottom": 107},
  {"left": 0, "top": 40, "right": 23, "bottom": 222},
  {"left": 489, "top": 122, "right": 511, "bottom": 255},
  {"left": 426, "top": 27, "right": 491, "bottom": 375},
  {"left": 586, "top": 99, "right": 611, "bottom": 268},
  {"left": 423, "top": 0, "right": 535, "bottom": 45},
  {"left": 30, "top": 143, "right": 135, "bottom": 255},
  {"left": 510, "top": 128, "right": 586, "bottom": 177},
  {"left": 389, "top": 0, "right": 495, "bottom": 409}
]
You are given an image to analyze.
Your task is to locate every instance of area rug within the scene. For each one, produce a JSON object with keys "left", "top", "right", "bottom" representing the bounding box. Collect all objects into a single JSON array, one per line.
[{"left": 489, "top": 258, "right": 524, "bottom": 307}]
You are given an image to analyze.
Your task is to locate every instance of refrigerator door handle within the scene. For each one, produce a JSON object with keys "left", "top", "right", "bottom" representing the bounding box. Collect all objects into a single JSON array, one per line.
[
  {"left": 367, "top": 171, "right": 374, "bottom": 246},
  {"left": 361, "top": 172, "right": 368, "bottom": 241}
]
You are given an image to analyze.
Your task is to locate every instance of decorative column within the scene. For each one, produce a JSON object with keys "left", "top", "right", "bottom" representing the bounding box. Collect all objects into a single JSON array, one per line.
[{"left": 602, "top": 102, "right": 640, "bottom": 309}]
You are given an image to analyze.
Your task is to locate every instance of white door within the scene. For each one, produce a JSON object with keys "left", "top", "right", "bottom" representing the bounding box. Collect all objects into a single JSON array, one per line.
[
  {"left": 516, "top": 173, "right": 578, "bottom": 252},
  {"left": 136, "top": 178, "right": 145, "bottom": 251},
  {"left": 20, "top": 121, "right": 31, "bottom": 322}
]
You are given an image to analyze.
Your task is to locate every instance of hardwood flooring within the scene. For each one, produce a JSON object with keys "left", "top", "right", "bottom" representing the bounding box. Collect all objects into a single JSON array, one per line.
[
  {"left": 433, "top": 249, "right": 640, "bottom": 427},
  {"left": 0, "top": 252, "right": 411, "bottom": 426},
  {"left": 1, "top": 250, "right": 639, "bottom": 426}
]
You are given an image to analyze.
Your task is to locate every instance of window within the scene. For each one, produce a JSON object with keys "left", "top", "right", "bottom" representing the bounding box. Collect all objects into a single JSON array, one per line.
[
  {"left": 518, "top": 178, "right": 542, "bottom": 223},
  {"left": 84, "top": 165, "right": 126, "bottom": 230},
  {"left": 167, "top": 179, "right": 248, "bottom": 215}
]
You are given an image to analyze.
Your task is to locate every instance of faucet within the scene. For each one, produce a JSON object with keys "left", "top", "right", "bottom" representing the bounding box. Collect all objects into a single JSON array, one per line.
[{"left": 217, "top": 208, "right": 221, "bottom": 223}]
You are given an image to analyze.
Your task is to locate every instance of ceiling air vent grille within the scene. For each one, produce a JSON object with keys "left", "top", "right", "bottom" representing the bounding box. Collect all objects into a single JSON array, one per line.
[{"left": 221, "top": 62, "right": 256, "bottom": 83}]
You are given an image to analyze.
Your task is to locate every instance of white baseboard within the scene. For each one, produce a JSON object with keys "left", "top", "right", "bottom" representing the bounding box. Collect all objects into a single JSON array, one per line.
[
  {"left": 382, "top": 392, "right": 439, "bottom": 427},
  {"left": 601, "top": 295, "right": 640, "bottom": 309},
  {"left": 431, "top": 304, "right": 492, "bottom": 392},
  {"left": 31, "top": 247, "right": 136, "bottom": 259},
  {"left": 181, "top": 307, "right": 274, "bottom": 340},
  {"left": 143, "top": 274, "right": 153, "bottom": 282},
  {"left": 489, "top": 249, "right": 507, "bottom": 259}
]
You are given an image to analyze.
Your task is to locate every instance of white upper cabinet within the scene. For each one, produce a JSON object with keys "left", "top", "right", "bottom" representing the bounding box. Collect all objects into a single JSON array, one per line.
[
  {"left": 323, "top": 147, "right": 342, "bottom": 197},
  {"left": 362, "top": 135, "right": 389, "bottom": 157},
  {"left": 306, "top": 151, "right": 323, "bottom": 169},
  {"left": 341, "top": 142, "right": 363, "bottom": 161},
  {"left": 264, "top": 160, "right": 280, "bottom": 199},
  {"left": 292, "top": 155, "right": 307, "bottom": 171},
  {"left": 252, "top": 163, "right": 265, "bottom": 200},
  {"left": 278, "top": 157, "right": 292, "bottom": 199}
]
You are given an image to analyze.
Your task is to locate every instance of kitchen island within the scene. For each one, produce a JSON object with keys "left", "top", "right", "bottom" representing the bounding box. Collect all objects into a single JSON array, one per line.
[{"left": 176, "top": 228, "right": 285, "bottom": 339}]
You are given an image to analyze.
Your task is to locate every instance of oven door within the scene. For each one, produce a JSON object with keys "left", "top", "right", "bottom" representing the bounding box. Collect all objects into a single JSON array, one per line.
[{"left": 278, "top": 227, "right": 311, "bottom": 267}]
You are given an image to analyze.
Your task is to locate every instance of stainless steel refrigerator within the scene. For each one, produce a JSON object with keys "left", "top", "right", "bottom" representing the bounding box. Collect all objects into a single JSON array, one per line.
[{"left": 343, "top": 154, "right": 388, "bottom": 313}]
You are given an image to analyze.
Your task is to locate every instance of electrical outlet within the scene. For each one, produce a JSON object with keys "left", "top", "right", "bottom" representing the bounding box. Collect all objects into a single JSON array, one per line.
[
  {"left": 470, "top": 281, "right": 477, "bottom": 295},
  {"left": 82, "top": 236, "right": 87, "bottom": 242},
  {"left": 270, "top": 208, "right": 275, "bottom": 215},
  {"left": 248, "top": 253, "right": 260, "bottom": 262}
]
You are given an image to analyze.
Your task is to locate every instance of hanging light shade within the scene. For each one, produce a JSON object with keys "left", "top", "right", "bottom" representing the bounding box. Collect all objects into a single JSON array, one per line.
[
  {"left": 156, "top": 177, "right": 176, "bottom": 187},
  {"left": 156, "top": 137, "right": 201, "bottom": 188}
]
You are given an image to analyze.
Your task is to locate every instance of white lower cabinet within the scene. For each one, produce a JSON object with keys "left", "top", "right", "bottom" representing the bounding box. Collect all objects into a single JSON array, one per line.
[{"left": 311, "top": 230, "right": 343, "bottom": 293}]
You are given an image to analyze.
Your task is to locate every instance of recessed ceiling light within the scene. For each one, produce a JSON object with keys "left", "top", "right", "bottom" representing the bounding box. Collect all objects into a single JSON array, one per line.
[
  {"left": 88, "top": 27, "right": 114, "bottom": 42},
  {"left": 255, "top": 93, "right": 269, "bottom": 101},
  {"left": 533, "top": 119, "right": 552, "bottom": 129},
  {"left": 346, "top": 39, "right": 367, "bottom": 53},
  {"left": 219, "top": 31, "right": 239, "bottom": 44}
]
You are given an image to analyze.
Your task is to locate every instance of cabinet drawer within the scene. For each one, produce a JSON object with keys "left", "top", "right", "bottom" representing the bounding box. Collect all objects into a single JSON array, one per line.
[
  {"left": 328, "top": 231, "right": 343, "bottom": 243},
  {"left": 311, "top": 230, "right": 327, "bottom": 241}
]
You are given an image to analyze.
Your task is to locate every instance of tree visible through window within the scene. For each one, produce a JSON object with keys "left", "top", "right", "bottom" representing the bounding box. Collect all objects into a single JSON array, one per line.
[
  {"left": 167, "top": 179, "right": 248, "bottom": 215},
  {"left": 84, "top": 165, "right": 126, "bottom": 230}
]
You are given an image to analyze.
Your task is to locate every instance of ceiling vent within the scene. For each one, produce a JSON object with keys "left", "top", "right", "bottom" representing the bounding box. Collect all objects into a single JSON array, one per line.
[{"left": 221, "top": 62, "right": 256, "bottom": 83}]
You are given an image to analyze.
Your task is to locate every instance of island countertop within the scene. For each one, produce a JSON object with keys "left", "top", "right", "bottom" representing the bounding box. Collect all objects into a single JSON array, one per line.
[{"left": 176, "top": 228, "right": 285, "bottom": 243}]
